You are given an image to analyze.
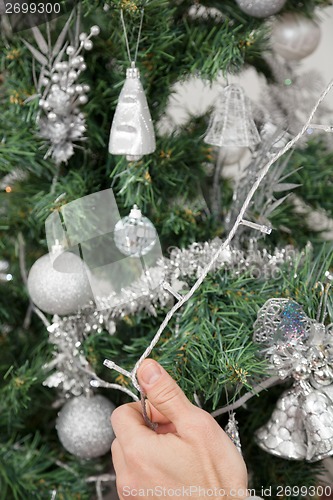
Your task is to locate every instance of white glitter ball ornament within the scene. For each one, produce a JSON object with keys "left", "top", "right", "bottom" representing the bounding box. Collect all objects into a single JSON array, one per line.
[
  {"left": 109, "top": 66, "right": 156, "bottom": 162},
  {"left": 56, "top": 395, "right": 115, "bottom": 459},
  {"left": 235, "top": 0, "right": 286, "bottom": 18},
  {"left": 271, "top": 13, "right": 321, "bottom": 61},
  {"left": 27, "top": 252, "right": 92, "bottom": 316},
  {"left": 114, "top": 205, "right": 157, "bottom": 257}
]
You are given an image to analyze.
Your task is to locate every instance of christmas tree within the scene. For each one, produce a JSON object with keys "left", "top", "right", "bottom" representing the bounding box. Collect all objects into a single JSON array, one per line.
[{"left": 1, "top": 0, "right": 333, "bottom": 498}]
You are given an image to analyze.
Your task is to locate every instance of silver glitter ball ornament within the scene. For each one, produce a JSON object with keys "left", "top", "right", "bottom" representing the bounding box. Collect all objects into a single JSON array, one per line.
[
  {"left": 271, "top": 13, "right": 321, "bottom": 61},
  {"left": 56, "top": 395, "right": 115, "bottom": 459},
  {"left": 27, "top": 252, "right": 92, "bottom": 316},
  {"left": 114, "top": 205, "right": 157, "bottom": 257},
  {"left": 235, "top": 0, "right": 286, "bottom": 18}
]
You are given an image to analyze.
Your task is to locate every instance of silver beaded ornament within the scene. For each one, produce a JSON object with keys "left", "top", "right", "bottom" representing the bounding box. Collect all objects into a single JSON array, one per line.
[
  {"left": 56, "top": 394, "right": 115, "bottom": 459},
  {"left": 114, "top": 205, "right": 157, "bottom": 257},
  {"left": 253, "top": 297, "right": 333, "bottom": 461},
  {"left": 204, "top": 84, "right": 261, "bottom": 148}
]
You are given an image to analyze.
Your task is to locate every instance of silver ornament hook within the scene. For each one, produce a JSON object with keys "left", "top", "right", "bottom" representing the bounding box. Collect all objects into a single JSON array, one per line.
[{"left": 120, "top": 8, "right": 145, "bottom": 67}]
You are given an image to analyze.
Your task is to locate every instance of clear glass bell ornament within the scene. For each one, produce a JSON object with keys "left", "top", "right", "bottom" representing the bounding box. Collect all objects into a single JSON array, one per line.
[
  {"left": 114, "top": 205, "right": 157, "bottom": 257},
  {"left": 204, "top": 84, "right": 261, "bottom": 148}
]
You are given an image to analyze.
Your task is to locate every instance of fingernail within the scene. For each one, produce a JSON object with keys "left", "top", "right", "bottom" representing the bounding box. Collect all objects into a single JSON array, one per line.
[{"left": 140, "top": 362, "right": 162, "bottom": 385}]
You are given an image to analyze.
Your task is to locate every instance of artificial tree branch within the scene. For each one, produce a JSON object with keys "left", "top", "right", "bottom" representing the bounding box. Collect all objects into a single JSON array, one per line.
[{"left": 211, "top": 375, "right": 281, "bottom": 417}]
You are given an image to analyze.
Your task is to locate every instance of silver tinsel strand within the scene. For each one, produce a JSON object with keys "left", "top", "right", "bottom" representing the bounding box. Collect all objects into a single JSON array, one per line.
[
  {"left": 44, "top": 241, "right": 304, "bottom": 397},
  {"left": 43, "top": 313, "right": 95, "bottom": 397}
]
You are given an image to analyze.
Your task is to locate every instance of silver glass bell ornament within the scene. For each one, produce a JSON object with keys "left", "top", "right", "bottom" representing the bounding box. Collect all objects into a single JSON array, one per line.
[
  {"left": 255, "top": 381, "right": 333, "bottom": 462},
  {"left": 204, "top": 84, "right": 261, "bottom": 148},
  {"left": 255, "top": 384, "right": 308, "bottom": 460},
  {"left": 109, "top": 64, "right": 156, "bottom": 162}
]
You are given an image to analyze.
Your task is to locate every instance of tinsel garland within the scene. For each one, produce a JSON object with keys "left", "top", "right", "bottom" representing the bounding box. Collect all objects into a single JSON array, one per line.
[{"left": 44, "top": 241, "right": 303, "bottom": 397}]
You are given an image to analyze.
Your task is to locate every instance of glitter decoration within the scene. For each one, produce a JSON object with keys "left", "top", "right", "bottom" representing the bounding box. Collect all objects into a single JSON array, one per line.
[
  {"left": 109, "top": 65, "right": 156, "bottom": 161},
  {"left": 43, "top": 313, "right": 94, "bottom": 397},
  {"left": 204, "top": 84, "right": 261, "bottom": 148},
  {"left": 254, "top": 297, "right": 333, "bottom": 461},
  {"left": 27, "top": 252, "right": 92, "bottom": 316},
  {"left": 235, "top": 0, "right": 286, "bottom": 18},
  {"left": 253, "top": 298, "right": 311, "bottom": 345},
  {"left": 114, "top": 205, "right": 157, "bottom": 257},
  {"left": 280, "top": 300, "right": 309, "bottom": 342},
  {"left": 271, "top": 13, "right": 321, "bottom": 61},
  {"left": 24, "top": 15, "right": 100, "bottom": 165},
  {"left": 56, "top": 394, "right": 115, "bottom": 459},
  {"left": 225, "top": 412, "right": 242, "bottom": 454}
]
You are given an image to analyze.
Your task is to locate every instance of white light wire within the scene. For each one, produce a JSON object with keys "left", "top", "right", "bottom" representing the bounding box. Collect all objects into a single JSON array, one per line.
[{"left": 104, "top": 77, "right": 333, "bottom": 402}]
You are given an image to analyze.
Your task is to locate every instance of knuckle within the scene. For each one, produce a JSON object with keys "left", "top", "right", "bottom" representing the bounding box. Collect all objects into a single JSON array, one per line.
[
  {"left": 111, "top": 404, "right": 129, "bottom": 428},
  {"left": 152, "top": 381, "right": 181, "bottom": 407},
  {"left": 123, "top": 441, "right": 141, "bottom": 465},
  {"left": 184, "top": 408, "right": 217, "bottom": 438},
  {"left": 111, "top": 438, "right": 118, "bottom": 455}
]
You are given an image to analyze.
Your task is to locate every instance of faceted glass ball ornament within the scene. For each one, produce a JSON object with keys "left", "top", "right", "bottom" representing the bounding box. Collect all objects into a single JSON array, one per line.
[
  {"left": 235, "top": 0, "right": 286, "bottom": 18},
  {"left": 271, "top": 13, "right": 321, "bottom": 61},
  {"left": 114, "top": 205, "right": 157, "bottom": 257},
  {"left": 27, "top": 252, "right": 92, "bottom": 316},
  {"left": 56, "top": 395, "right": 115, "bottom": 459}
]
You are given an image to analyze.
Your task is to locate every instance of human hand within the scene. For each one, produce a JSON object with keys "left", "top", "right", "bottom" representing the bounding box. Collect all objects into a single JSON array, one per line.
[{"left": 111, "top": 359, "right": 248, "bottom": 499}]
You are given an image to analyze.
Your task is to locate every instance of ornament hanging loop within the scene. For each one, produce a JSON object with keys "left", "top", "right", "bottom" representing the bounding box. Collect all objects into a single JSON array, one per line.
[{"left": 120, "top": 7, "right": 145, "bottom": 67}]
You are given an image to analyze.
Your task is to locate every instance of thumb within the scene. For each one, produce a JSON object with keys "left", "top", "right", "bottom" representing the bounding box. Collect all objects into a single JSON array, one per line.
[{"left": 137, "top": 359, "right": 194, "bottom": 428}]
